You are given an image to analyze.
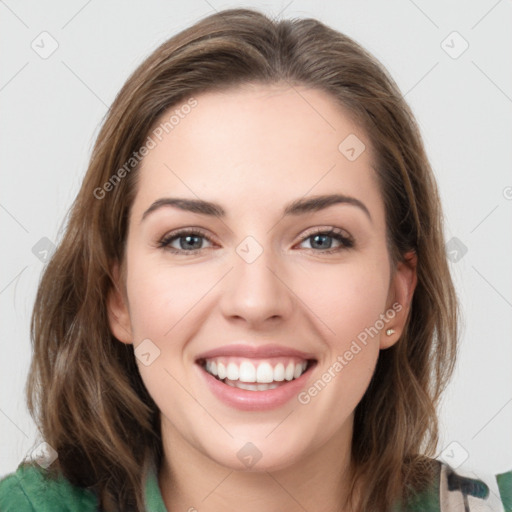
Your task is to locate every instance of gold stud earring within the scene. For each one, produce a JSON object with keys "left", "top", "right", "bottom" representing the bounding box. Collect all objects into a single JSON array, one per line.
[{"left": 386, "top": 329, "right": 395, "bottom": 336}]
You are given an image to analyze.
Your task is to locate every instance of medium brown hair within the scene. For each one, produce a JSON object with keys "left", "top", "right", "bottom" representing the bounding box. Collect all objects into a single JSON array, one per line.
[{"left": 26, "top": 8, "right": 458, "bottom": 511}]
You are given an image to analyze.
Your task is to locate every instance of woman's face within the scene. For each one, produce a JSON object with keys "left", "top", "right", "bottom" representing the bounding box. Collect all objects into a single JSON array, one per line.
[{"left": 108, "top": 83, "right": 416, "bottom": 472}]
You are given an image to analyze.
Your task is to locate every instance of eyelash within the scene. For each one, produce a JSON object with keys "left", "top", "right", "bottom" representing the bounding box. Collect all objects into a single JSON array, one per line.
[{"left": 157, "top": 227, "right": 355, "bottom": 256}]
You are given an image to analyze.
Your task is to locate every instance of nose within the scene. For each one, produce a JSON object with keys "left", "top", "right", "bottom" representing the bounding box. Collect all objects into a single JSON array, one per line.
[{"left": 218, "top": 240, "right": 294, "bottom": 328}]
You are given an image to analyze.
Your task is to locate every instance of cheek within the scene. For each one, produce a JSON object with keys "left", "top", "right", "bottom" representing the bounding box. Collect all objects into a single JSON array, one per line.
[
  {"left": 124, "top": 256, "right": 203, "bottom": 414},
  {"left": 295, "top": 256, "right": 389, "bottom": 399},
  {"left": 125, "top": 255, "right": 209, "bottom": 341},
  {"left": 297, "top": 254, "right": 390, "bottom": 345}
]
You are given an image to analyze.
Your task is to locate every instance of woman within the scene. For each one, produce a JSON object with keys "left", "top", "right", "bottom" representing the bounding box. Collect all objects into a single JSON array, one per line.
[{"left": 0, "top": 7, "right": 510, "bottom": 512}]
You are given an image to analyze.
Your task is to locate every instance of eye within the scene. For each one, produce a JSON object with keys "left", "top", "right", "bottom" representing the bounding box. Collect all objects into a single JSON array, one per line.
[
  {"left": 158, "top": 228, "right": 214, "bottom": 254},
  {"left": 157, "top": 226, "right": 354, "bottom": 256},
  {"left": 296, "top": 227, "right": 354, "bottom": 254}
]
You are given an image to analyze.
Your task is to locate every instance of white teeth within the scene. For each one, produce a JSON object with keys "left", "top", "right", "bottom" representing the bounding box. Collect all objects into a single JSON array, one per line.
[
  {"left": 273, "top": 363, "right": 285, "bottom": 381},
  {"left": 226, "top": 363, "right": 239, "bottom": 381},
  {"left": 217, "top": 362, "right": 227, "bottom": 380},
  {"left": 203, "top": 358, "right": 310, "bottom": 383},
  {"left": 284, "top": 362, "right": 295, "bottom": 381},
  {"left": 256, "top": 362, "right": 274, "bottom": 383},
  {"left": 239, "top": 361, "right": 256, "bottom": 382}
]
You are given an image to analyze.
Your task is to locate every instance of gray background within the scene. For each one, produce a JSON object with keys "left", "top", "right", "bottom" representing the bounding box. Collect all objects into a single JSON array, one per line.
[{"left": 1, "top": 0, "right": 511, "bottom": 485}]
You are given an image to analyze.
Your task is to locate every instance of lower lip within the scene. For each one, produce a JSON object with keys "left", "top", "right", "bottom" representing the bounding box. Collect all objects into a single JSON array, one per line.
[{"left": 197, "top": 361, "right": 316, "bottom": 411}]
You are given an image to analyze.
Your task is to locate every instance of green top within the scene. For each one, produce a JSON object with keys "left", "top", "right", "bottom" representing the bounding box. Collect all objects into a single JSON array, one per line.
[{"left": 0, "top": 459, "right": 510, "bottom": 511}]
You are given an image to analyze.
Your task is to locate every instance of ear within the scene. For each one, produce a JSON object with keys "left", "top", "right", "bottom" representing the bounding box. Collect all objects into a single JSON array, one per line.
[
  {"left": 107, "top": 262, "right": 133, "bottom": 344},
  {"left": 380, "top": 250, "right": 417, "bottom": 349}
]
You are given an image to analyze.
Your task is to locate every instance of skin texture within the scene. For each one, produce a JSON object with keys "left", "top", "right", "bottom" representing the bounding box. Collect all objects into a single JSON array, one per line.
[{"left": 108, "top": 83, "right": 417, "bottom": 512}]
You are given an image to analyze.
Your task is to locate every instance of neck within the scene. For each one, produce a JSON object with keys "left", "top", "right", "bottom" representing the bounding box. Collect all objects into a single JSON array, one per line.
[{"left": 158, "top": 418, "right": 358, "bottom": 512}]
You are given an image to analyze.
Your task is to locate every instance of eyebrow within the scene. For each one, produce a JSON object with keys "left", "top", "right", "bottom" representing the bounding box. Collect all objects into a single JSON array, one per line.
[{"left": 141, "top": 193, "right": 372, "bottom": 223}]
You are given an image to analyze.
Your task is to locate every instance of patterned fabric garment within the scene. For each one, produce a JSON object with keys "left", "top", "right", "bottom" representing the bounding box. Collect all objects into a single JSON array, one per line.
[
  {"left": 0, "top": 457, "right": 510, "bottom": 511},
  {"left": 438, "top": 463, "right": 510, "bottom": 512},
  {"left": 395, "top": 460, "right": 511, "bottom": 512}
]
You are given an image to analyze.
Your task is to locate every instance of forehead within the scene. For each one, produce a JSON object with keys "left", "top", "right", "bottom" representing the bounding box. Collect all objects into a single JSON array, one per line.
[{"left": 134, "top": 83, "right": 383, "bottom": 225}]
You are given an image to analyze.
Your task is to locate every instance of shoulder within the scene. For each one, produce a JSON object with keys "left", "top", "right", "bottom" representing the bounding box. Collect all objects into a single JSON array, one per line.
[
  {"left": 0, "top": 463, "right": 98, "bottom": 512},
  {"left": 496, "top": 469, "right": 512, "bottom": 511}
]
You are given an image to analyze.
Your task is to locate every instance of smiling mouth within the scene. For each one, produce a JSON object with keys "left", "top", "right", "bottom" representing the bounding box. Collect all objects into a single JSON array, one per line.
[{"left": 196, "top": 357, "right": 317, "bottom": 391}]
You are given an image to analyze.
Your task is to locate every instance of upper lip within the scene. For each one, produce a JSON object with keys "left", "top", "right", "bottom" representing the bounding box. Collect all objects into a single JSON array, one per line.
[{"left": 195, "top": 343, "right": 317, "bottom": 361}]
